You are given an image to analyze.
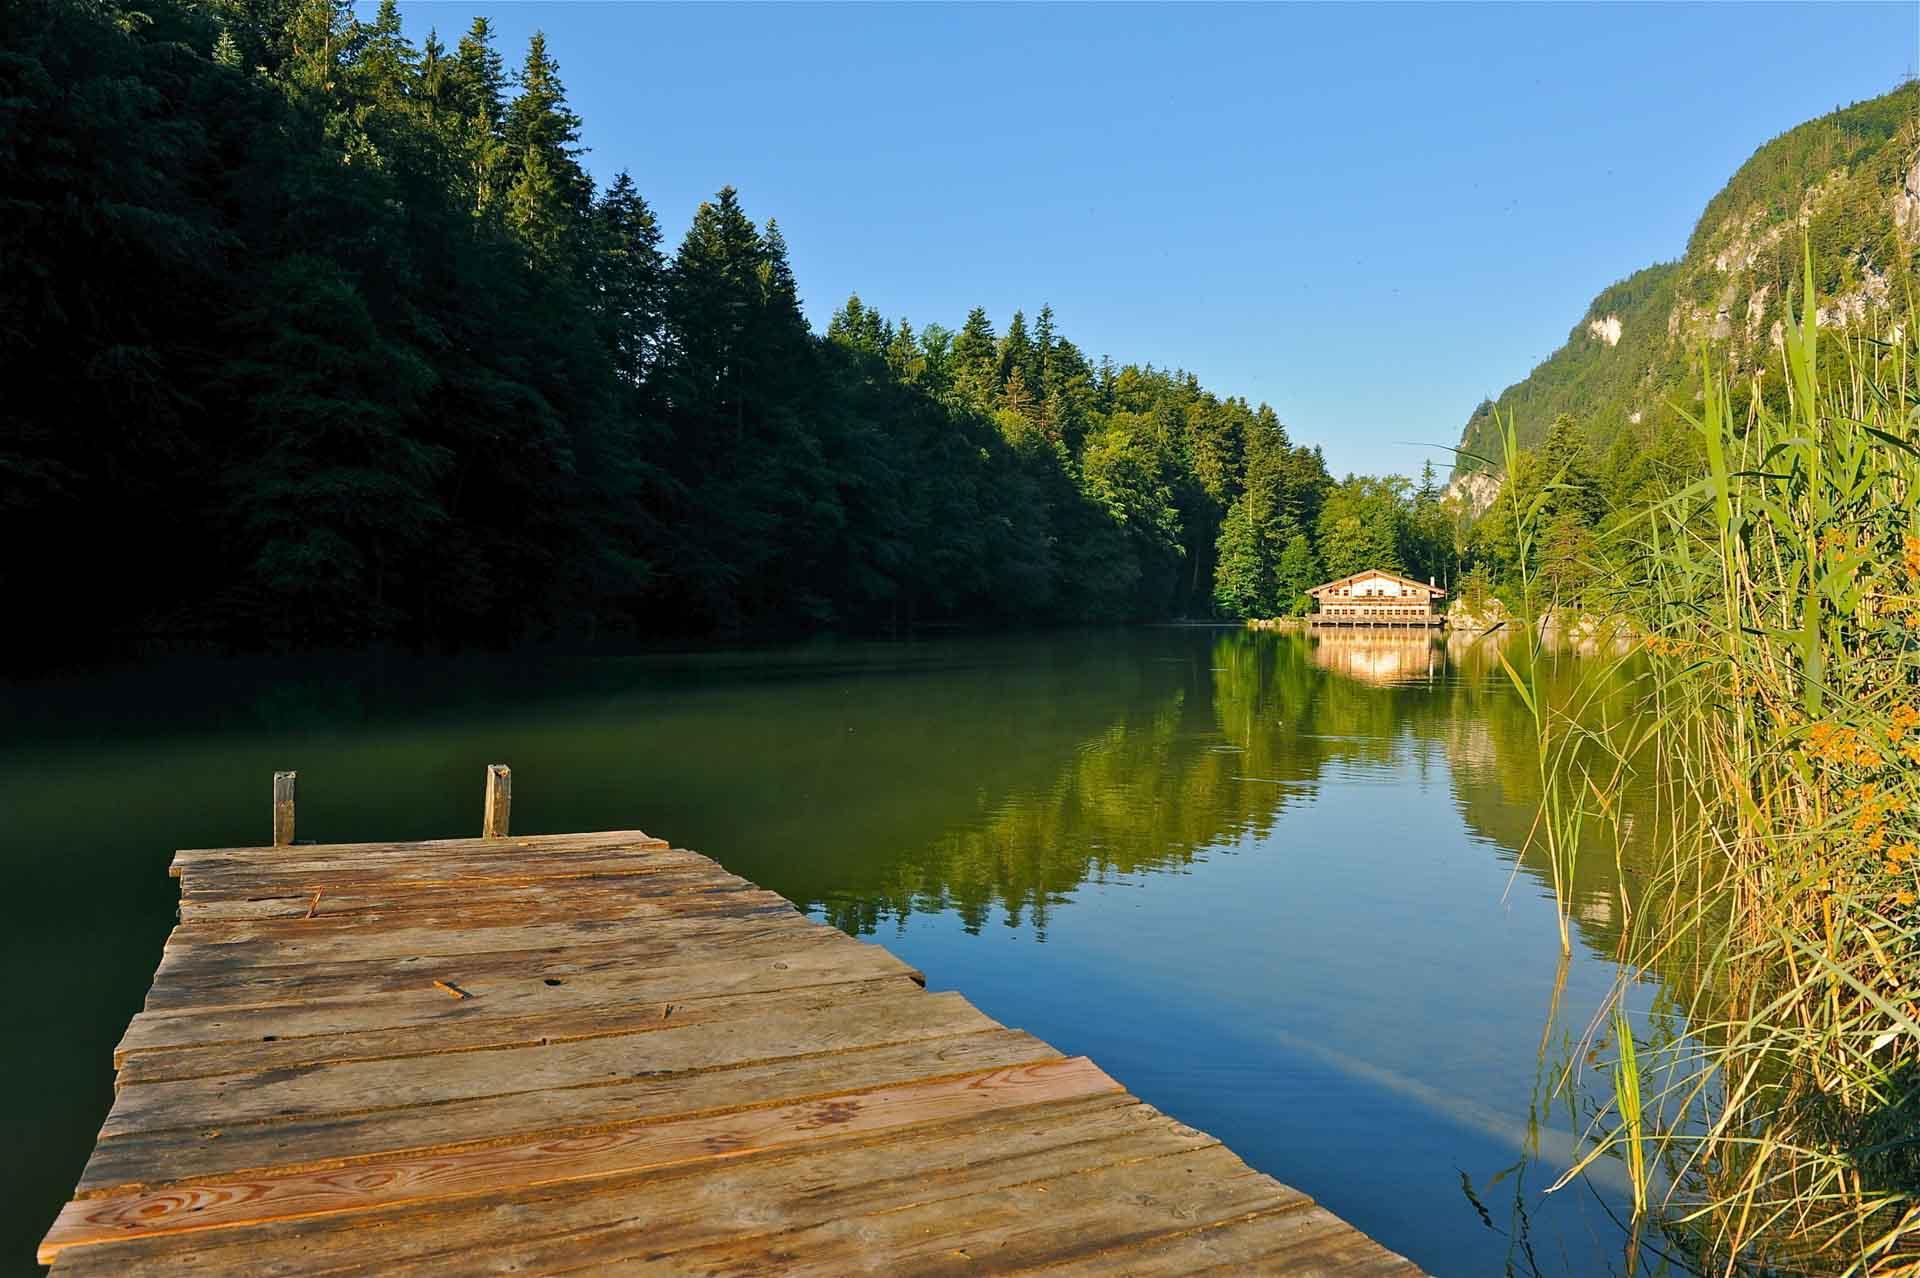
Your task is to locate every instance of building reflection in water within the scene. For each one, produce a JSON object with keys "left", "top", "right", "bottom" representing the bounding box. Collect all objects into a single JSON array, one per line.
[{"left": 1307, "top": 630, "right": 1443, "bottom": 686}]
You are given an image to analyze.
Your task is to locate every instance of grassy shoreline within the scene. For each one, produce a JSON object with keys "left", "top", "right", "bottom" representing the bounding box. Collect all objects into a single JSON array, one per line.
[{"left": 1529, "top": 264, "right": 1919, "bottom": 1275}]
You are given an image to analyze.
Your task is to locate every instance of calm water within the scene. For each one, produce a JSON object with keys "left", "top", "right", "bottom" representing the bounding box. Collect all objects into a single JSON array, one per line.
[{"left": 0, "top": 628, "right": 1673, "bottom": 1275}]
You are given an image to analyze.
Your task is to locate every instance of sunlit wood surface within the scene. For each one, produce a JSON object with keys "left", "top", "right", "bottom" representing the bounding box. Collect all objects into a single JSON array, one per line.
[{"left": 41, "top": 829, "right": 1422, "bottom": 1274}]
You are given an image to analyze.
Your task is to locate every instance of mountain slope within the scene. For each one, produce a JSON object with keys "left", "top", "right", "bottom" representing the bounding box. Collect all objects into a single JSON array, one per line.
[{"left": 1455, "top": 82, "right": 1920, "bottom": 484}]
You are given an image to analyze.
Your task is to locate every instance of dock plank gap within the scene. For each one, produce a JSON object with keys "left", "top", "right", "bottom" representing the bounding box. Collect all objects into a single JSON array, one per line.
[{"left": 39, "top": 772, "right": 1423, "bottom": 1275}]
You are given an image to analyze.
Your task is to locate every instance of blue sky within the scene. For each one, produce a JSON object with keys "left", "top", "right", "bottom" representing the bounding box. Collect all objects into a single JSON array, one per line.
[{"left": 386, "top": 2, "right": 1917, "bottom": 478}]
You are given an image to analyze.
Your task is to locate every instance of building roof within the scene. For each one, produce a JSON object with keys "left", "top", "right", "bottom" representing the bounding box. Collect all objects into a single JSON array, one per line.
[{"left": 1307, "top": 568, "right": 1447, "bottom": 598}]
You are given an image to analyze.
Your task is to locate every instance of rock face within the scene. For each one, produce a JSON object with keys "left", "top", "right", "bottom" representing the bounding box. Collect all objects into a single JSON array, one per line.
[
  {"left": 1454, "top": 82, "right": 1919, "bottom": 476},
  {"left": 1444, "top": 470, "right": 1503, "bottom": 518},
  {"left": 1893, "top": 153, "right": 1920, "bottom": 239},
  {"left": 1446, "top": 594, "right": 1510, "bottom": 634}
]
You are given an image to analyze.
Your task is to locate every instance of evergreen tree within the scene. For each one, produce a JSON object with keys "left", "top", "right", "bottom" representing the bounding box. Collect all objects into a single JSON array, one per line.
[
  {"left": 1029, "top": 303, "right": 1055, "bottom": 397},
  {"left": 999, "top": 308, "right": 1032, "bottom": 388},
  {"left": 448, "top": 17, "right": 508, "bottom": 215},
  {"left": 590, "top": 171, "right": 666, "bottom": 388},
  {"left": 450, "top": 16, "right": 507, "bottom": 123},
  {"left": 501, "top": 31, "right": 589, "bottom": 262},
  {"left": 1274, "top": 533, "right": 1323, "bottom": 616},
  {"left": 999, "top": 363, "right": 1038, "bottom": 425},
  {"left": 916, "top": 322, "right": 953, "bottom": 391},
  {"left": 759, "top": 219, "right": 803, "bottom": 323},
  {"left": 1212, "top": 495, "right": 1273, "bottom": 617},
  {"left": 352, "top": 0, "right": 414, "bottom": 107},
  {"left": 949, "top": 306, "right": 998, "bottom": 409},
  {"left": 417, "top": 30, "right": 448, "bottom": 108},
  {"left": 283, "top": 0, "right": 355, "bottom": 105},
  {"left": 885, "top": 317, "right": 923, "bottom": 381}
]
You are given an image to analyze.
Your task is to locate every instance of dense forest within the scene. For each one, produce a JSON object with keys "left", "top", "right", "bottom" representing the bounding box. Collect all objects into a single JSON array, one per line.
[
  {"left": 19, "top": 4, "right": 1896, "bottom": 655},
  {"left": 2, "top": 0, "right": 1477, "bottom": 660}
]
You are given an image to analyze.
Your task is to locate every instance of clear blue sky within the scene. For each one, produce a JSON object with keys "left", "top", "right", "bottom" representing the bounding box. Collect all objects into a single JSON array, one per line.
[{"left": 387, "top": 2, "right": 1916, "bottom": 478}]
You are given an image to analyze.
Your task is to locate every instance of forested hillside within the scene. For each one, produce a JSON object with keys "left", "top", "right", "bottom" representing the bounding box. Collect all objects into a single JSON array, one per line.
[
  {"left": 1454, "top": 82, "right": 1920, "bottom": 489},
  {"left": 3, "top": 0, "right": 1472, "bottom": 658}
]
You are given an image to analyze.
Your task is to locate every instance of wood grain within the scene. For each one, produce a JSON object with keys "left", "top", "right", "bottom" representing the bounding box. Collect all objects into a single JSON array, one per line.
[
  {"left": 79, "top": 1028, "right": 1069, "bottom": 1199},
  {"left": 41, "top": 827, "right": 1424, "bottom": 1276},
  {"left": 43, "top": 1058, "right": 1121, "bottom": 1261}
]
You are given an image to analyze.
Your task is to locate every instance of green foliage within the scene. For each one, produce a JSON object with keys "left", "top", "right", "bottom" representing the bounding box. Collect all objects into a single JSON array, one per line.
[
  {"left": 1545, "top": 271, "right": 1920, "bottom": 1273},
  {"left": 0, "top": 0, "right": 1457, "bottom": 653},
  {"left": 1456, "top": 82, "right": 1918, "bottom": 488},
  {"left": 1273, "top": 534, "right": 1322, "bottom": 617}
]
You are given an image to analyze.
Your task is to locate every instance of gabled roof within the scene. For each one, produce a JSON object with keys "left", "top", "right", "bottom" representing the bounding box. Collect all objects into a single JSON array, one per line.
[{"left": 1307, "top": 568, "right": 1447, "bottom": 598}]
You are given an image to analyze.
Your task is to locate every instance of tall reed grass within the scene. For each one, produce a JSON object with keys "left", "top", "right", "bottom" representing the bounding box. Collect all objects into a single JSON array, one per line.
[{"left": 1536, "top": 256, "right": 1919, "bottom": 1275}]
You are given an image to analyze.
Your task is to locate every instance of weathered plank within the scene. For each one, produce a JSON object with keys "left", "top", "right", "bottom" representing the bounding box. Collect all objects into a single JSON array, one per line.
[
  {"left": 543, "top": 1144, "right": 1299, "bottom": 1276},
  {"left": 43, "top": 826, "right": 1424, "bottom": 1276},
  {"left": 116, "top": 936, "right": 922, "bottom": 1058},
  {"left": 171, "top": 829, "right": 670, "bottom": 872},
  {"left": 140, "top": 914, "right": 821, "bottom": 1011},
  {"left": 44, "top": 1058, "right": 1121, "bottom": 1262},
  {"left": 115, "top": 974, "right": 930, "bottom": 1084},
  {"left": 325, "top": 1105, "right": 1240, "bottom": 1278},
  {"left": 101, "top": 989, "right": 997, "bottom": 1137},
  {"left": 175, "top": 848, "right": 695, "bottom": 897},
  {"left": 152, "top": 895, "right": 801, "bottom": 970},
  {"left": 176, "top": 864, "right": 732, "bottom": 923},
  {"left": 81, "top": 1028, "right": 1069, "bottom": 1198},
  {"left": 50, "top": 1093, "right": 1149, "bottom": 1276},
  {"left": 134, "top": 922, "right": 825, "bottom": 1011},
  {"left": 1019, "top": 1202, "right": 1424, "bottom": 1276}
]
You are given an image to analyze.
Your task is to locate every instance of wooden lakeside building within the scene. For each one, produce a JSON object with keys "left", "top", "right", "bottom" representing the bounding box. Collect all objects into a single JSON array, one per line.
[
  {"left": 1307, "top": 570, "right": 1447, "bottom": 628},
  {"left": 38, "top": 769, "right": 1422, "bottom": 1276}
]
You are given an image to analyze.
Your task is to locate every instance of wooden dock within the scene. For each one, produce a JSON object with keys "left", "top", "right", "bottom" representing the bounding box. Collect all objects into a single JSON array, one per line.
[{"left": 39, "top": 771, "right": 1421, "bottom": 1275}]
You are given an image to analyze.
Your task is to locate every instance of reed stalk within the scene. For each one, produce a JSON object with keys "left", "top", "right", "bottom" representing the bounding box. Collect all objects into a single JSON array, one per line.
[{"left": 1541, "top": 249, "right": 1920, "bottom": 1275}]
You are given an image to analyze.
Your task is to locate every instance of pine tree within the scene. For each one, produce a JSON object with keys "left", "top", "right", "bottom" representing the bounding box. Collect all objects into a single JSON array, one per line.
[
  {"left": 1029, "top": 303, "right": 1055, "bottom": 398},
  {"left": 448, "top": 18, "right": 508, "bottom": 216},
  {"left": 950, "top": 307, "right": 998, "bottom": 410},
  {"left": 450, "top": 17, "right": 506, "bottom": 125},
  {"left": 759, "top": 219, "right": 803, "bottom": 323},
  {"left": 352, "top": 0, "right": 415, "bottom": 108},
  {"left": 283, "top": 0, "right": 355, "bottom": 105},
  {"left": 998, "top": 364, "right": 1038, "bottom": 427},
  {"left": 998, "top": 309, "right": 1031, "bottom": 388},
  {"left": 1273, "top": 532, "right": 1323, "bottom": 616},
  {"left": 212, "top": 27, "right": 244, "bottom": 67},
  {"left": 1212, "top": 494, "right": 1272, "bottom": 617},
  {"left": 417, "top": 30, "right": 447, "bottom": 108},
  {"left": 501, "top": 31, "right": 589, "bottom": 262},
  {"left": 886, "top": 317, "right": 922, "bottom": 381},
  {"left": 590, "top": 171, "right": 666, "bottom": 387},
  {"left": 828, "top": 295, "right": 892, "bottom": 358},
  {"left": 666, "top": 187, "right": 767, "bottom": 432}
]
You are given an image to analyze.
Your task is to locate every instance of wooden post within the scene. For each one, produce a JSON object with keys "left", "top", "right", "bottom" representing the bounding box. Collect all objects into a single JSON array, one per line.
[
  {"left": 272, "top": 771, "right": 297, "bottom": 847},
  {"left": 483, "top": 764, "right": 511, "bottom": 838}
]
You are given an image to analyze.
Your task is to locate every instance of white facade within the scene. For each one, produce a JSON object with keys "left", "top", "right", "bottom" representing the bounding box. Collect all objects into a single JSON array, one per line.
[
  {"left": 1337, "top": 572, "right": 1415, "bottom": 598},
  {"left": 1307, "top": 569, "right": 1445, "bottom": 624}
]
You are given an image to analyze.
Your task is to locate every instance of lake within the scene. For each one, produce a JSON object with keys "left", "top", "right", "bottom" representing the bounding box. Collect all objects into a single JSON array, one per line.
[{"left": 0, "top": 627, "right": 1669, "bottom": 1275}]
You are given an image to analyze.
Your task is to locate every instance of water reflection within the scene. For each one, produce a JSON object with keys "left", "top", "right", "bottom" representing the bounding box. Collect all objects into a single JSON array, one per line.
[
  {"left": 811, "top": 630, "right": 1651, "bottom": 967},
  {"left": 1310, "top": 631, "right": 1443, "bottom": 686},
  {"left": 802, "top": 628, "right": 1676, "bottom": 1274},
  {"left": 1, "top": 629, "right": 1677, "bottom": 1275}
]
